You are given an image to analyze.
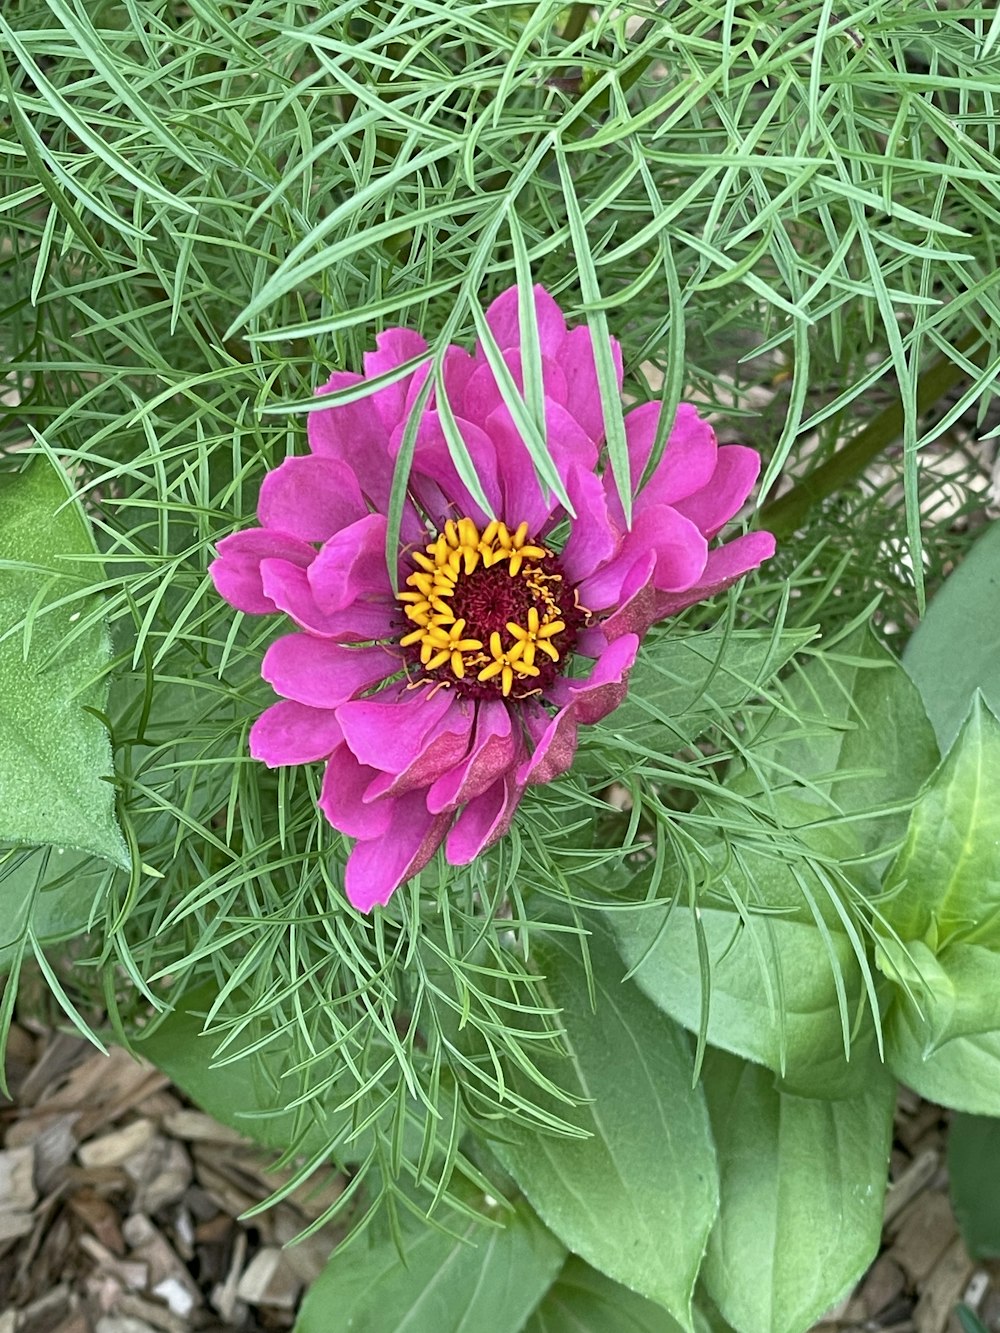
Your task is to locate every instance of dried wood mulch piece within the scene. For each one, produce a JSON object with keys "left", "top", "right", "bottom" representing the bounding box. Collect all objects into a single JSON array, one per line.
[
  {"left": 3, "top": 1020, "right": 1000, "bottom": 1332},
  {"left": 0, "top": 1019, "right": 345, "bottom": 1333}
]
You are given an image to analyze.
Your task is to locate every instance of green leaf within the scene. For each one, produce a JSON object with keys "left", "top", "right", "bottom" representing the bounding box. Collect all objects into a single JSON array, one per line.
[
  {"left": 740, "top": 627, "right": 938, "bottom": 860},
  {"left": 294, "top": 1194, "right": 565, "bottom": 1333},
  {"left": 884, "top": 940, "right": 1000, "bottom": 1114},
  {"left": 903, "top": 520, "right": 1000, "bottom": 752},
  {"left": 609, "top": 628, "right": 816, "bottom": 741},
  {"left": 880, "top": 695, "right": 1000, "bottom": 949},
  {"left": 949, "top": 1114, "right": 1000, "bottom": 1260},
  {"left": 494, "top": 920, "right": 718, "bottom": 1329},
  {"left": 0, "top": 459, "right": 127, "bottom": 866},
  {"left": 0, "top": 847, "right": 107, "bottom": 972},
  {"left": 526, "top": 1256, "right": 690, "bottom": 1333},
  {"left": 610, "top": 903, "right": 870, "bottom": 1099},
  {"left": 700, "top": 1050, "right": 896, "bottom": 1333}
]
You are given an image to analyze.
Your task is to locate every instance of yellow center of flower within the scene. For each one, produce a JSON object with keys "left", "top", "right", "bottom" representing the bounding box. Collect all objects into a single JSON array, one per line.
[{"left": 397, "top": 517, "right": 579, "bottom": 700}]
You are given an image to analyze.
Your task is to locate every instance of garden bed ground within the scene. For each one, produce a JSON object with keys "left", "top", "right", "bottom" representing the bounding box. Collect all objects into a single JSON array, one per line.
[{"left": 0, "top": 1007, "right": 998, "bottom": 1333}]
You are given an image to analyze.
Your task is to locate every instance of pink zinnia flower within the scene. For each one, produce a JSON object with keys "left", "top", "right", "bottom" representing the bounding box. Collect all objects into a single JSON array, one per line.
[{"left": 210, "top": 286, "right": 775, "bottom": 912}]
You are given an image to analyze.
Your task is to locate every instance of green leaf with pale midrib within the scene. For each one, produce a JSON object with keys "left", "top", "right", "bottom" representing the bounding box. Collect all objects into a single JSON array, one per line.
[
  {"left": 701, "top": 1049, "right": 895, "bottom": 1333},
  {"left": 295, "top": 1191, "right": 565, "bottom": 1333},
  {"left": 0, "top": 459, "right": 127, "bottom": 868},
  {"left": 493, "top": 920, "right": 719, "bottom": 1329}
]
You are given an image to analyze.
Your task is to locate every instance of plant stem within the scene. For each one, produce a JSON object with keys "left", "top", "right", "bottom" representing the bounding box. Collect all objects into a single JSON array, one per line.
[{"left": 761, "top": 328, "right": 985, "bottom": 537}]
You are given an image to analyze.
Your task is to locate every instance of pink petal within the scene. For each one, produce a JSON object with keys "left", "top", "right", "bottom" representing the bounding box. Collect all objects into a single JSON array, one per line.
[
  {"left": 337, "top": 684, "right": 459, "bottom": 776},
  {"left": 461, "top": 351, "right": 569, "bottom": 431},
  {"left": 578, "top": 506, "right": 707, "bottom": 610},
  {"left": 650, "top": 530, "right": 777, "bottom": 618},
  {"left": 319, "top": 742, "right": 394, "bottom": 840},
  {"left": 210, "top": 530, "right": 314, "bottom": 615},
  {"left": 554, "top": 324, "right": 624, "bottom": 443},
  {"left": 400, "top": 410, "right": 502, "bottom": 527},
  {"left": 559, "top": 466, "right": 619, "bottom": 583},
  {"left": 482, "top": 285, "right": 568, "bottom": 359},
  {"left": 606, "top": 403, "right": 719, "bottom": 529},
  {"left": 307, "top": 371, "right": 394, "bottom": 509},
  {"left": 480, "top": 407, "right": 553, "bottom": 534},
  {"left": 363, "top": 697, "right": 476, "bottom": 801},
  {"left": 260, "top": 559, "right": 393, "bottom": 641},
  {"left": 597, "top": 553, "right": 658, "bottom": 641},
  {"left": 249, "top": 700, "right": 344, "bottom": 767},
  {"left": 426, "top": 702, "right": 519, "bottom": 813},
  {"left": 673, "top": 445, "right": 763, "bottom": 539},
  {"left": 344, "top": 792, "right": 450, "bottom": 912},
  {"left": 549, "top": 633, "right": 640, "bottom": 725},
  {"left": 308, "top": 513, "right": 393, "bottom": 615},
  {"left": 519, "top": 704, "right": 579, "bottom": 786},
  {"left": 445, "top": 774, "right": 523, "bottom": 866},
  {"left": 363, "top": 328, "right": 430, "bottom": 428},
  {"left": 262, "top": 635, "right": 397, "bottom": 708},
  {"left": 257, "top": 456, "right": 367, "bottom": 544},
  {"left": 412, "top": 345, "right": 477, "bottom": 417}
]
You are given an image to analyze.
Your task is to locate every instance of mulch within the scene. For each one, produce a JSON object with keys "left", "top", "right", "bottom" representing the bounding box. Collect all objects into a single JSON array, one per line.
[{"left": 1, "top": 1015, "right": 998, "bottom": 1333}]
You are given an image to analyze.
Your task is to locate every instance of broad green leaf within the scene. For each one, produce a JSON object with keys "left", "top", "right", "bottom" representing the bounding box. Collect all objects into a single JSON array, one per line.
[
  {"left": 526, "top": 1256, "right": 691, "bottom": 1333},
  {"left": 884, "top": 940, "right": 1000, "bottom": 1114},
  {"left": 0, "top": 847, "right": 107, "bottom": 972},
  {"left": 701, "top": 1050, "right": 896, "bottom": 1333},
  {"left": 295, "top": 1193, "right": 565, "bottom": 1333},
  {"left": 0, "top": 459, "right": 127, "bottom": 866},
  {"left": 948, "top": 1114, "right": 1000, "bottom": 1259},
  {"left": 739, "top": 627, "right": 938, "bottom": 859},
  {"left": 610, "top": 903, "right": 870, "bottom": 1099},
  {"left": 904, "top": 519, "right": 1000, "bottom": 751},
  {"left": 494, "top": 921, "right": 718, "bottom": 1328},
  {"left": 880, "top": 696, "right": 1000, "bottom": 949},
  {"left": 610, "top": 628, "right": 816, "bottom": 741}
]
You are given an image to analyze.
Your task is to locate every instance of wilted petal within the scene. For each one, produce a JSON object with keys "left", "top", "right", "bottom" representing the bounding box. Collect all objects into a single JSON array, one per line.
[
  {"left": 363, "top": 697, "right": 476, "bottom": 801},
  {"left": 262, "top": 635, "right": 397, "bottom": 708},
  {"left": 426, "top": 702, "right": 518, "bottom": 812},
  {"left": 519, "top": 704, "right": 578, "bottom": 786},
  {"left": 257, "top": 456, "right": 367, "bottom": 543},
  {"left": 210, "top": 529, "right": 314, "bottom": 614},
  {"left": 344, "top": 792, "right": 450, "bottom": 912},
  {"left": 338, "top": 684, "right": 459, "bottom": 777},
  {"left": 445, "top": 774, "right": 523, "bottom": 866},
  {"left": 549, "top": 633, "right": 640, "bottom": 725}
]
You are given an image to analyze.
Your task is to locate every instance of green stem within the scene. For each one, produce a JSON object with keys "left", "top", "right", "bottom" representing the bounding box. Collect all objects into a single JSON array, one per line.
[
  {"left": 561, "top": 5, "right": 591, "bottom": 43},
  {"left": 761, "top": 328, "right": 984, "bottom": 537}
]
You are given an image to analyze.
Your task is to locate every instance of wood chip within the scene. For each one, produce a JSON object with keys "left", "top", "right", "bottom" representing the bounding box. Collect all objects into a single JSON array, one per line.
[
  {"left": 162, "top": 1110, "right": 250, "bottom": 1146},
  {"left": 893, "top": 1189, "right": 959, "bottom": 1284},
  {"left": 78, "top": 1120, "right": 156, "bottom": 1170},
  {"left": 0, "top": 1145, "right": 37, "bottom": 1213},
  {"left": 885, "top": 1149, "right": 941, "bottom": 1225},
  {"left": 236, "top": 1247, "right": 302, "bottom": 1310},
  {"left": 67, "top": 1189, "right": 127, "bottom": 1257},
  {"left": 914, "top": 1237, "right": 975, "bottom": 1333}
]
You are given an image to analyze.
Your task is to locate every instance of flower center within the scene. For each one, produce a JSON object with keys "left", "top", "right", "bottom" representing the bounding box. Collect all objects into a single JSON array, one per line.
[{"left": 397, "top": 517, "right": 584, "bottom": 700}]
